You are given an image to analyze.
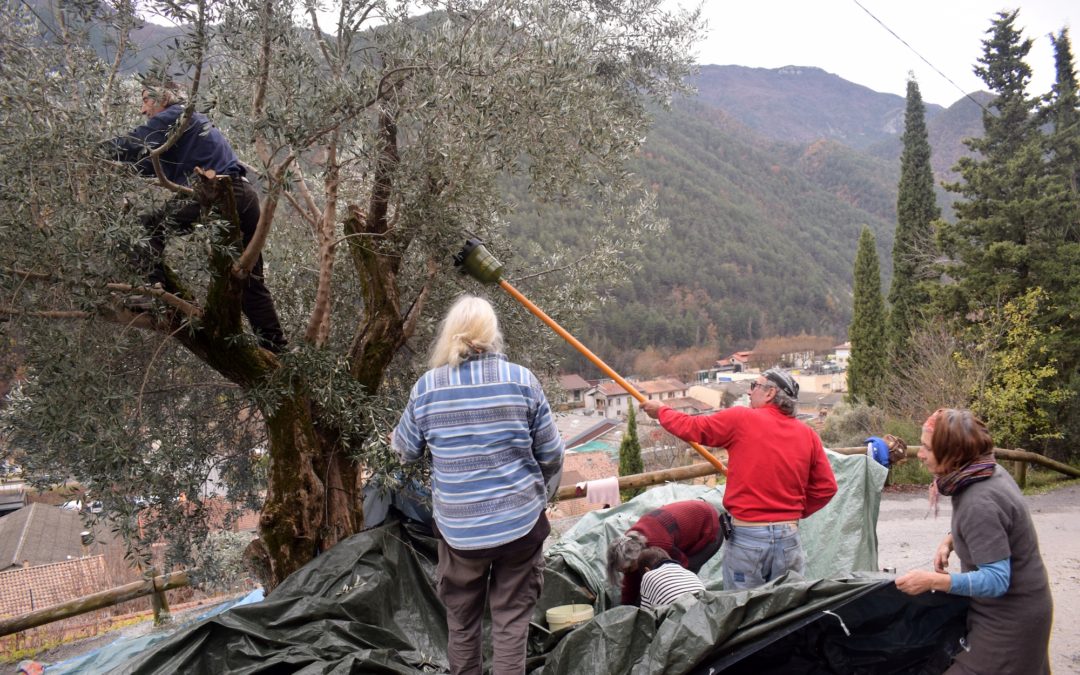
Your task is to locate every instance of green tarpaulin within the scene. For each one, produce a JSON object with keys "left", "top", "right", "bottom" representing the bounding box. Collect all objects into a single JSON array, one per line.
[{"left": 97, "top": 452, "right": 966, "bottom": 674}]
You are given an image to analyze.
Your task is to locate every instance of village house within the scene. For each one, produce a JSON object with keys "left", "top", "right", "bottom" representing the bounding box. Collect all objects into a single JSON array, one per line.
[
  {"left": 555, "top": 373, "right": 592, "bottom": 408},
  {"left": 584, "top": 380, "right": 637, "bottom": 419},
  {"left": 694, "top": 351, "right": 755, "bottom": 383},
  {"left": 833, "top": 342, "right": 851, "bottom": 368}
]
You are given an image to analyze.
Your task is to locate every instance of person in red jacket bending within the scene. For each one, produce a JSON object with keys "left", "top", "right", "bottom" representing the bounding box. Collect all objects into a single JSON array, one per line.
[
  {"left": 641, "top": 368, "right": 837, "bottom": 591},
  {"left": 607, "top": 499, "right": 723, "bottom": 606}
]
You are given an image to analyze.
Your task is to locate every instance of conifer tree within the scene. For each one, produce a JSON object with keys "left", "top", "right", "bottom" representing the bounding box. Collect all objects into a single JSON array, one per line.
[
  {"left": 618, "top": 405, "right": 645, "bottom": 502},
  {"left": 847, "top": 227, "right": 887, "bottom": 406},
  {"left": 937, "top": 10, "right": 1045, "bottom": 313},
  {"left": 888, "top": 78, "right": 940, "bottom": 361},
  {"left": 937, "top": 11, "right": 1080, "bottom": 454},
  {"left": 1036, "top": 29, "right": 1080, "bottom": 450}
]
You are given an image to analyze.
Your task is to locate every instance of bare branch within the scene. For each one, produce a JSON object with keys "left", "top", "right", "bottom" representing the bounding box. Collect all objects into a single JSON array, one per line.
[
  {"left": 137, "top": 324, "right": 189, "bottom": 420},
  {"left": 104, "top": 282, "right": 204, "bottom": 319},
  {"left": 509, "top": 254, "right": 592, "bottom": 283},
  {"left": 236, "top": 154, "right": 295, "bottom": 274},
  {"left": 283, "top": 190, "right": 319, "bottom": 231},
  {"left": 305, "top": 130, "right": 341, "bottom": 347},
  {"left": 401, "top": 257, "right": 438, "bottom": 340}
]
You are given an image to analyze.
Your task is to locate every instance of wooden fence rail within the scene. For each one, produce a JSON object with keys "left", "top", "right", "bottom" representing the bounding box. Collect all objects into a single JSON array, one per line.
[
  {"left": 0, "top": 570, "right": 189, "bottom": 638},
  {"left": 557, "top": 446, "right": 1079, "bottom": 500}
]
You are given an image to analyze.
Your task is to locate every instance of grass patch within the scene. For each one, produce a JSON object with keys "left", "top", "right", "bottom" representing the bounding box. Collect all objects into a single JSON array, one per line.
[
  {"left": 887, "top": 459, "right": 933, "bottom": 486},
  {"left": 1015, "top": 463, "right": 1080, "bottom": 495},
  {"left": 885, "top": 457, "right": 1080, "bottom": 495}
]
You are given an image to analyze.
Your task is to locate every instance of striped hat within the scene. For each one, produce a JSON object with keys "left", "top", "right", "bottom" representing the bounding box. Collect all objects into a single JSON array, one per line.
[{"left": 763, "top": 368, "right": 799, "bottom": 398}]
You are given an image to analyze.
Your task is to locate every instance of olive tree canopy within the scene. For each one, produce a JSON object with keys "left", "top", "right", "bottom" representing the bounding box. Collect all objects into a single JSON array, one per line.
[{"left": 0, "top": 0, "right": 703, "bottom": 587}]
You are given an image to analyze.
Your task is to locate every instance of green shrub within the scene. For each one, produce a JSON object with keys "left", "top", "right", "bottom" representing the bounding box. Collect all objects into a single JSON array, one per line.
[{"left": 820, "top": 403, "right": 886, "bottom": 447}]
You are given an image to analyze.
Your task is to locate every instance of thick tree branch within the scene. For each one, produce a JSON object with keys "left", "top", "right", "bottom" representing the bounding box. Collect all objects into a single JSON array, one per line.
[
  {"left": 304, "top": 130, "right": 340, "bottom": 346},
  {"left": 401, "top": 257, "right": 438, "bottom": 341},
  {"left": 236, "top": 155, "right": 294, "bottom": 274}
]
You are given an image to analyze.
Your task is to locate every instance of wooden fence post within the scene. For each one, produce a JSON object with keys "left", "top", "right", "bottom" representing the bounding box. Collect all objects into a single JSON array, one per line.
[{"left": 148, "top": 567, "right": 172, "bottom": 626}]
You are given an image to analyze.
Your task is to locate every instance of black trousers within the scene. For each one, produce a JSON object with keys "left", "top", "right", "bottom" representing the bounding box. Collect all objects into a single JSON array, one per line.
[{"left": 139, "top": 179, "right": 287, "bottom": 352}]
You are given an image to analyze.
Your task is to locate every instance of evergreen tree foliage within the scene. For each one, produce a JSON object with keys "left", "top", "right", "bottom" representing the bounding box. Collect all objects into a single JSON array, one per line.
[
  {"left": 847, "top": 226, "right": 887, "bottom": 406},
  {"left": 1038, "top": 28, "right": 1080, "bottom": 451},
  {"left": 936, "top": 11, "right": 1080, "bottom": 455},
  {"left": 887, "top": 78, "right": 939, "bottom": 361},
  {"left": 618, "top": 405, "right": 645, "bottom": 502},
  {"left": 937, "top": 10, "right": 1043, "bottom": 312}
]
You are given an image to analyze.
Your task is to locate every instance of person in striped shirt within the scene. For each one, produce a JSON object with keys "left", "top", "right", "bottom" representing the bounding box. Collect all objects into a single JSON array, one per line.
[
  {"left": 637, "top": 547, "right": 706, "bottom": 611},
  {"left": 392, "top": 295, "right": 565, "bottom": 675}
]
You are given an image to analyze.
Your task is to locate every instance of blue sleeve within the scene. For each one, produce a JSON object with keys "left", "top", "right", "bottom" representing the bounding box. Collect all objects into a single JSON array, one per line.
[
  {"left": 391, "top": 387, "right": 426, "bottom": 463},
  {"left": 949, "top": 558, "right": 1011, "bottom": 598},
  {"left": 528, "top": 375, "right": 565, "bottom": 486},
  {"left": 104, "top": 107, "right": 180, "bottom": 173}
]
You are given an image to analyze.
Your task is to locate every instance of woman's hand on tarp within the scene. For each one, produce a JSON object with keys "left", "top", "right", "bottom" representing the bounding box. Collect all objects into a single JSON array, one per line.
[{"left": 895, "top": 569, "right": 950, "bottom": 596}]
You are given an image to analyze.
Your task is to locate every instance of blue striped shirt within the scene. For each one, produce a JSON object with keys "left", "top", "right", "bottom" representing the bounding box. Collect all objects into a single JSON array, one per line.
[{"left": 392, "top": 352, "right": 564, "bottom": 551}]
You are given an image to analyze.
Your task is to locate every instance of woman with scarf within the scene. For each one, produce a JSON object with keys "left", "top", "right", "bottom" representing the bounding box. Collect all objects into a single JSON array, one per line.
[{"left": 895, "top": 409, "right": 1052, "bottom": 674}]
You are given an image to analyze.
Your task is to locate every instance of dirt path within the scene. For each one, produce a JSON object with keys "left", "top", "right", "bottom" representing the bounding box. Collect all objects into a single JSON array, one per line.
[{"left": 876, "top": 482, "right": 1080, "bottom": 674}]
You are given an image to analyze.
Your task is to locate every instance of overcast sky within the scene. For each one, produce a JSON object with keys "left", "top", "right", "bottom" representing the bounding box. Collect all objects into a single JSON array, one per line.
[{"left": 688, "top": 0, "right": 1076, "bottom": 106}]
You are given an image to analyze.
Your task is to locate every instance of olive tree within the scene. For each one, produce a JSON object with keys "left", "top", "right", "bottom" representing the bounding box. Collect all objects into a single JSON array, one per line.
[{"left": 0, "top": 0, "right": 703, "bottom": 588}]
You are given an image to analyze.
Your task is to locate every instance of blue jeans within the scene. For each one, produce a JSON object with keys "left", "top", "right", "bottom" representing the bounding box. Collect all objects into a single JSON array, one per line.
[{"left": 722, "top": 524, "right": 806, "bottom": 591}]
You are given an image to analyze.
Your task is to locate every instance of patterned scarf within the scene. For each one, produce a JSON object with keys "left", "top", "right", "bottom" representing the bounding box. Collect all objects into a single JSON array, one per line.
[{"left": 927, "top": 452, "right": 997, "bottom": 516}]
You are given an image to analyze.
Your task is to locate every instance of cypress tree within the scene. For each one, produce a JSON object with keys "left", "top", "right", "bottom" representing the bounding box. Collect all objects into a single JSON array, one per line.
[
  {"left": 618, "top": 405, "right": 645, "bottom": 502},
  {"left": 887, "top": 78, "right": 940, "bottom": 361},
  {"left": 847, "top": 226, "right": 887, "bottom": 406}
]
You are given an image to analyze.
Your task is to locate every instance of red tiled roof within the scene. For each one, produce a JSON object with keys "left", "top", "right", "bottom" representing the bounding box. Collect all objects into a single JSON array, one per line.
[
  {"left": 558, "top": 374, "right": 591, "bottom": 391},
  {"left": 594, "top": 381, "right": 638, "bottom": 397},
  {"left": 0, "top": 556, "right": 109, "bottom": 617},
  {"left": 558, "top": 451, "right": 618, "bottom": 487}
]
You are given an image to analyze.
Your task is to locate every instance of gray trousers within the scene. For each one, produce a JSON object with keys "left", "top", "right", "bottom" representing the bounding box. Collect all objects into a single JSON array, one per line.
[{"left": 436, "top": 539, "right": 545, "bottom": 675}]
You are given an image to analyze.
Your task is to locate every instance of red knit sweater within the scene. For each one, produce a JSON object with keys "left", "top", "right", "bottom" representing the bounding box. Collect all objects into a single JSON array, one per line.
[
  {"left": 658, "top": 404, "right": 837, "bottom": 522},
  {"left": 620, "top": 500, "right": 719, "bottom": 605}
]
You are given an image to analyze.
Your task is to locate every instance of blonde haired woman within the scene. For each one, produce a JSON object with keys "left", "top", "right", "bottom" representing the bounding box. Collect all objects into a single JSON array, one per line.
[{"left": 393, "top": 295, "right": 564, "bottom": 675}]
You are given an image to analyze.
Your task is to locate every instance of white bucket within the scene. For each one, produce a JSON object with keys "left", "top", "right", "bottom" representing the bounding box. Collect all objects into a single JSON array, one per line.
[{"left": 545, "top": 604, "right": 594, "bottom": 632}]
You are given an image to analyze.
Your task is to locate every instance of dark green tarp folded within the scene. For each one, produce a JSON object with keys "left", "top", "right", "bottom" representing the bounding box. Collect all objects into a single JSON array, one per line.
[{"left": 107, "top": 453, "right": 966, "bottom": 674}]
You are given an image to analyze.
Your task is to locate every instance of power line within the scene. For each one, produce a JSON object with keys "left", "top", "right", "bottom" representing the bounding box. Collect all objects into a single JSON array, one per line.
[{"left": 852, "top": 0, "right": 988, "bottom": 112}]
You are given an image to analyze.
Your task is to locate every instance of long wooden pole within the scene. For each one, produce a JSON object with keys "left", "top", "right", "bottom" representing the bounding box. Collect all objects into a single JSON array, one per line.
[
  {"left": 499, "top": 279, "right": 727, "bottom": 475},
  {"left": 0, "top": 570, "right": 190, "bottom": 637},
  {"left": 556, "top": 446, "right": 1080, "bottom": 501}
]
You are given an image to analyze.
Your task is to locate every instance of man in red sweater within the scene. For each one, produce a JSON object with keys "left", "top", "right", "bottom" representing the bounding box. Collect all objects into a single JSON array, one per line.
[{"left": 641, "top": 368, "right": 837, "bottom": 590}]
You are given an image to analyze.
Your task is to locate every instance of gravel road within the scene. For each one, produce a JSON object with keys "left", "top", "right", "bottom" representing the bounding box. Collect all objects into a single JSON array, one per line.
[{"left": 876, "top": 482, "right": 1080, "bottom": 674}]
